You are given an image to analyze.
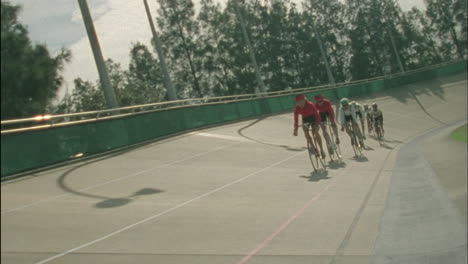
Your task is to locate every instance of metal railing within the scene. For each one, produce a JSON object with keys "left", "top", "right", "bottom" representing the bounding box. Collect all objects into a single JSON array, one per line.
[{"left": 1, "top": 59, "right": 465, "bottom": 135}]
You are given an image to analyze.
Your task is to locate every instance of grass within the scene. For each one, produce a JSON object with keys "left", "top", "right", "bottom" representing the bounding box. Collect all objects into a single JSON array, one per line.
[{"left": 450, "top": 124, "right": 467, "bottom": 143}]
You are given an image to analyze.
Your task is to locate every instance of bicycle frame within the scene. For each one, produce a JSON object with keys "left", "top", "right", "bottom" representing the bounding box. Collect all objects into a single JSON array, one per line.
[
  {"left": 344, "top": 121, "right": 363, "bottom": 157},
  {"left": 324, "top": 121, "right": 342, "bottom": 160},
  {"left": 374, "top": 121, "right": 384, "bottom": 144},
  {"left": 302, "top": 123, "right": 327, "bottom": 171}
]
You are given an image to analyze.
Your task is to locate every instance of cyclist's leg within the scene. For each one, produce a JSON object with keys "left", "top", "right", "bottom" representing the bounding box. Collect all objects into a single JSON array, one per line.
[
  {"left": 321, "top": 122, "right": 336, "bottom": 154},
  {"left": 320, "top": 122, "right": 332, "bottom": 146},
  {"left": 344, "top": 123, "right": 356, "bottom": 145},
  {"left": 380, "top": 119, "right": 384, "bottom": 135},
  {"left": 367, "top": 117, "right": 373, "bottom": 133},
  {"left": 302, "top": 124, "right": 313, "bottom": 144},
  {"left": 374, "top": 121, "right": 381, "bottom": 138},
  {"left": 319, "top": 112, "right": 331, "bottom": 146},
  {"left": 331, "top": 122, "right": 340, "bottom": 144},
  {"left": 360, "top": 118, "right": 366, "bottom": 137},
  {"left": 312, "top": 124, "right": 325, "bottom": 156},
  {"left": 343, "top": 117, "right": 352, "bottom": 136},
  {"left": 352, "top": 122, "right": 364, "bottom": 144}
]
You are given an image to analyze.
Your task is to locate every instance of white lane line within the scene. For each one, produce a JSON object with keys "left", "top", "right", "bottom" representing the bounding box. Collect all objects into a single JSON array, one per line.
[
  {"left": 441, "top": 80, "right": 467, "bottom": 88},
  {"left": 34, "top": 151, "right": 305, "bottom": 264},
  {"left": 1, "top": 142, "right": 241, "bottom": 215},
  {"left": 188, "top": 132, "right": 249, "bottom": 142}
]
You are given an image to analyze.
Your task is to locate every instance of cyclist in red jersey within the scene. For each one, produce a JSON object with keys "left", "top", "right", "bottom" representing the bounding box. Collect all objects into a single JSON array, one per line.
[
  {"left": 293, "top": 95, "right": 326, "bottom": 158},
  {"left": 314, "top": 95, "right": 341, "bottom": 151}
]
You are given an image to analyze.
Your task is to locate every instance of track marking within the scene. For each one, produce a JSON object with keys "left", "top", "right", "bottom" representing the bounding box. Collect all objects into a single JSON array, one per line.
[
  {"left": 237, "top": 182, "right": 335, "bottom": 264},
  {"left": 188, "top": 132, "right": 249, "bottom": 142},
  {"left": 33, "top": 151, "right": 304, "bottom": 264},
  {"left": 1, "top": 142, "right": 241, "bottom": 215}
]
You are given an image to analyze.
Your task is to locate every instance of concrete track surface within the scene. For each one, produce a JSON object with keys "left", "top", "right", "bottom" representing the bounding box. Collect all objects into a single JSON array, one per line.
[{"left": 2, "top": 73, "right": 467, "bottom": 264}]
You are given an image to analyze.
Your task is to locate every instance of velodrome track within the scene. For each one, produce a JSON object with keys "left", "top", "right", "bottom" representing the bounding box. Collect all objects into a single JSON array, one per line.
[{"left": 1, "top": 73, "right": 467, "bottom": 264}]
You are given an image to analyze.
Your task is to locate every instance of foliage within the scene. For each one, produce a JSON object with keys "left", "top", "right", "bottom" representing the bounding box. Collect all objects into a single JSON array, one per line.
[
  {"left": 4, "top": 0, "right": 466, "bottom": 118},
  {"left": 1, "top": 1, "right": 71, "bottom": 119}
]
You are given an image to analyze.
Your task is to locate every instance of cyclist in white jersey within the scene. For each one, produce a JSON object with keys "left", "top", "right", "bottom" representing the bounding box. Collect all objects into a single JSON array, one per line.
[
  {"left": 338, "top": 98, "right": 365, "bottom": 146},
  {"left": 350, "top": 101, "right": 366, "bottom": 138}
]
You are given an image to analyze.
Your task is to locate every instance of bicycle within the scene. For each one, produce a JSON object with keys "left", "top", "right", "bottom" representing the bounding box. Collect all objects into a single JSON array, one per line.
[
  {"left": 374, "top": 121, "right": 385, "bottom": 145},
  {"left": 344, "top": 121, "right": 364, "bottom": 157},
  {"left": 325, "top": 121, "right": 342, "bottom": 161},
  {"left": 300, "top": 123, "right": 327, "bottom": 171},
  {"left": 366, "top": 115, "right": 373, "bottom": 135}
]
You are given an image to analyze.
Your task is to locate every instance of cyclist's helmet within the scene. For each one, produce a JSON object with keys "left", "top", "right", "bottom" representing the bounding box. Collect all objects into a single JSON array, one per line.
[
  {"left": 364, "top": 104, "right": 369, "bottom": 109},
  {"left": 314, "top": 95, "right": 324, "bottom": 101},
  {"left": 372, "top": 103, "right": 378, "bottom": 108},
  {"left": 340, "top": 98, "right": 349, "bottom": 106},
  {"left": 350, "top": 101, "right": 357, "bottom": 106},
  {"left": 295, "top": 95, "right": 306, "bottom": 102}
]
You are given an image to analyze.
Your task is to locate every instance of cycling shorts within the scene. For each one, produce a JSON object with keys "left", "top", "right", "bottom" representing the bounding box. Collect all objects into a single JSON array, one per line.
[
  {"left": 319, "top": 112, "right": 329, "bottom": 122},
  {"left": 344, "top": 115, "right": 353, "bottom": 123},
  {"left": 373, "top": 116, "right": 383, "bottom": 124},
  {"left": 355, "top": 112, "right": 362, "bottom": 120},
  {"left": 302, "top": 115, "right": 317, "bottom": 126}
]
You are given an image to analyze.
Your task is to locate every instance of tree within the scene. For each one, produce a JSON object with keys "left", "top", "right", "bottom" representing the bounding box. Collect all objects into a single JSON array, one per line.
[
  {"left": 284, "top": 3, "right": 311, "bottom": 88},
  {"left": 303, "top": 0, "right": 347, "bottom": 83},
  {"left": 344, "top": 0, "right": 408, "bottom": 78},
  {"left": 400, "top": 8, "right": 443, "bottom": 68},
  {"left": 260, "top": 0, "right": 293, "bottom": 91},
  {"left": 156, "top": 0, "right": 204, "bottom": 98},
  {"left": 197, "top": 0, "right": 235, "bottom": 96},
  {"left": 57, "top": 78, "right": 105, "bottom": 113},
  {"left": 209, "top": 0, "right": 259, "bottom": 95},
  {"left": 124, "top": 42, "right": 166, "bottom": 104},
  {"left": 57, "top": 43, "right": 167, "bottom": 112},
  {"left": 425, "top": 0, "right": 467, "bottom": 59},
  {"left": 1, "top": 1, "right": 71, "bottom": 119}
]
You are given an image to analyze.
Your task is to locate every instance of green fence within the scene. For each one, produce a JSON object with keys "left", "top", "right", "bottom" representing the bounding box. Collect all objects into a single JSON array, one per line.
[{"left": 1, "top": 60, "right": 467, "bottom": 177}]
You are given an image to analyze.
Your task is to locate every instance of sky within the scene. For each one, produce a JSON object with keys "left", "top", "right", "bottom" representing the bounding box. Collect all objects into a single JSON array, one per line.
[{"left": 9, "top": 0, "right": 426, "bottom": 100}]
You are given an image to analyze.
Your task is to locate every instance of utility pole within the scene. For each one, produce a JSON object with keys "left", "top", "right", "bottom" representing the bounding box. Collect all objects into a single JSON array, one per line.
[
  {"left": 233, "top": 0, "right": 267, "bottom": 94},
  {"left": 143, "top": 0, "right": 177, "bottom": 101},
  {"left": 387, "top": 23, "right": 405, "bottom": 73},
  {"left": 311, "top": 22, "right": 336, "bottom": 88},
  {"left": 384, "top": 1, "right": 404, "bottom": 73},
  {"left": 77, "top": 0, "right": 119, "bottom": 109},
  {"left": 309, "top": 16, "right": 340, "bottom": 118}
]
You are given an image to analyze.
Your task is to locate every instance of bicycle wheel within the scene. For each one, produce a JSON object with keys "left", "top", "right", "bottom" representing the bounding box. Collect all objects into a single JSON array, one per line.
[
  {"left": 312, "top": 136, "right": 327, "bottom": 170},
  {"left": 367, "top": 119, "right": 373, "bottom": 135},
  {"left": 351, "top": 131, "right": 363, "bottom": 157},
  {"left": 307, "top": 140, "right": 320, "bottom": 171},
  {"left": 327, "top": 143, "right": 336, "bottom": 162},
  {"left": 372, "top": 122, "right": 378, "bottom": 138},
  {"left": 327, "top": 122, "right": 341, "bottom": 160},
  {"left": 375, "top": 124, "right": 383, "bottom": 144},
  {"left": 318, "top": 150, "right": 327, "bottom": 169},
  {"left": 334, "top": 143, "right": 342, "bottom": 159},
  {"left": 350, "top": 134, "right": 359, "bottom": 157}
]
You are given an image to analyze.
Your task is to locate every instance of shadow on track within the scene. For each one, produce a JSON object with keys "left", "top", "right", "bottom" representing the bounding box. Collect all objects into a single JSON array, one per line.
[
  {"left": 57, "top": 156, "right": 164, "bottom": 209},
  {"left": 95, "top": 188, "right": 164, "bottom": 209},
  {"left": 328, "top": 160, "right": 347, "bottom": 170},
  {"left": 237, "top": 117, "right": 307, "bottom": 152},
  {"left": 351, "top": 155, "right": 369, "bottom": 162},
  {"left": 300, "top": 170, "right": 330, "bottom": 182}
]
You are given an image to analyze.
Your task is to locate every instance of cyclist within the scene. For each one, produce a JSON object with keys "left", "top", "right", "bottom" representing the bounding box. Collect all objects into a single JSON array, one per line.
[
  {"left": 293, "top": 95, "right": 326, "bottom": 158},
  {"left": 371, "top": 103, "right": 384, "bottom": 138},
  {"left": 350, "top": 101, "right": 366, "bottom": 138},
  {"left": 314, "top": 95, "right": 340, "bottom": 153},
  {"left": 338, "top": 98, "right": 365, "bottom": 147},
  {"left": 364, "top": 104, "right": 373, "bottom": 134}
]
